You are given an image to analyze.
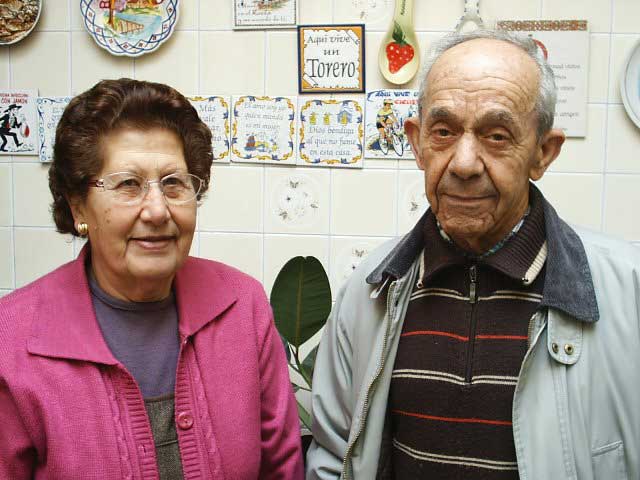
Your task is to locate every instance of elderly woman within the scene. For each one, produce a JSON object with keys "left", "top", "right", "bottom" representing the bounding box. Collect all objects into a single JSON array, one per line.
[{"left": 0, "top": 79, "right": 303, "bottom": 479}]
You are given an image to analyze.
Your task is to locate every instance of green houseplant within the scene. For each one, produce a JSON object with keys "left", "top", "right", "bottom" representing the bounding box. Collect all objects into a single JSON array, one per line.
[{"left": 269, "top": 256, "right": 332, "bottom": 431}]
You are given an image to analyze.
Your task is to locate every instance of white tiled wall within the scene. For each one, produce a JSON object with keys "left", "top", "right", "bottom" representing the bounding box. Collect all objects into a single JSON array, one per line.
[{"left": 1, "top": 0, "right": 640, "bottom": 299}]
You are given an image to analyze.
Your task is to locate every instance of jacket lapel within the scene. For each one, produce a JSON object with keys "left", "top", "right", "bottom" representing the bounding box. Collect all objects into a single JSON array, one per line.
[
  {"left": 27, "top": 247, "right": 118, "bottom": 364},
  {"left": 171, "top": 257, "right": 237, "bottom": 338}
]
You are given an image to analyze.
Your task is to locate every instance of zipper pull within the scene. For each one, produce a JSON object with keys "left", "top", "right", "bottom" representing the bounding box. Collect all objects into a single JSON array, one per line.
[{"left": 469, "top": 265, "right": 477, "bottom": 304}]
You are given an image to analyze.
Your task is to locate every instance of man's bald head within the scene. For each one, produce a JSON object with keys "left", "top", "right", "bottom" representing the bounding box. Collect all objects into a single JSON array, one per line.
[{"left": 417, "top": 30, "right": 557, "bottom": 139}]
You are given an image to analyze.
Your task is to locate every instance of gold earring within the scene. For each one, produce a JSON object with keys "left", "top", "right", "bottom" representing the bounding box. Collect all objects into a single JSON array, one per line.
[{"left": 76, "top": 222, "right": 88, "bottom": 236}]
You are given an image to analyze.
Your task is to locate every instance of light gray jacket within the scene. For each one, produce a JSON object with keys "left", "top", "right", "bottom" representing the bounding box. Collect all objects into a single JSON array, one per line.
[{"left": 306, "top": 193, "right": 640, "bottom": 480}]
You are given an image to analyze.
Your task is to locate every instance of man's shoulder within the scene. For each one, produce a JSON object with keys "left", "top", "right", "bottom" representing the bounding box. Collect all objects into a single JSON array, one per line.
[
  {"left": 574, "top": 227, "right": 640, "bottom": 268},
  {"left": 337, "top": 236, "right": 404, "bottom": 303}
]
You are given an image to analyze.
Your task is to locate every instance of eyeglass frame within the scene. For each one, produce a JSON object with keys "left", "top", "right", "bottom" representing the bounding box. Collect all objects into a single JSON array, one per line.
[{"left": 87, "top": 171, "right": 204, "bottom": 206}]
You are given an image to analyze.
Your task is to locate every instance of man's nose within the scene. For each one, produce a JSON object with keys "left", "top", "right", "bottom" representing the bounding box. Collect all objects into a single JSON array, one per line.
[
  {"left": 449, "top": 133, "right": 484, "bottom": 179},
  {"left": 139, "top": 182, "right": 170, "bottom": 224}
]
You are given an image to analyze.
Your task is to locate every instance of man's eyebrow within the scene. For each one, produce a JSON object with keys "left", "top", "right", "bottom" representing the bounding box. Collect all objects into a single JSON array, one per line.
[
  {"left": 477, "top": 109, "right": 518, "bottom": 127},
  {"left": 475, "top": 109, "right": 523, "bottom": 137},
  {"left": 426, "top": 107, "right": 459, "bottom": 123}
]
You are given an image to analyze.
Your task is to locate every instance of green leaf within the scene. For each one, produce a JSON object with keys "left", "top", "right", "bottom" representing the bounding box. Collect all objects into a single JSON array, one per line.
[
  {"left": 270, "top": 256, "right": 332, "bottom": 348},
  {"left": 392, "top": 21, "right": 407, "bottom": 45},
  {"left": 301, "top": 345, "right": 319, "bottom": 382},
  {"left": 297, "top": 401, "right": 312, "bottom": 430}
]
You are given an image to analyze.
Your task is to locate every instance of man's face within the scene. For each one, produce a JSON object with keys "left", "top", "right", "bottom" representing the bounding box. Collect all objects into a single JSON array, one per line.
[{"left": 405, "top": 38, "right": 564, "bottom": 253}]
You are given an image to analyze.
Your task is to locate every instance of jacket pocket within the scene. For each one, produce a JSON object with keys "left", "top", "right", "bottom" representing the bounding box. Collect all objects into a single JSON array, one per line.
[{"left": 592, "top": 441, "right": 629, "bottom": 480}]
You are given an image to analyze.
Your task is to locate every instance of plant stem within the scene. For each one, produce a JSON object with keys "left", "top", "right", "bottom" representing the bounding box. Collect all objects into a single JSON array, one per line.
[{"left": 293, "top": 346, "right": 313, "bottom": 388}]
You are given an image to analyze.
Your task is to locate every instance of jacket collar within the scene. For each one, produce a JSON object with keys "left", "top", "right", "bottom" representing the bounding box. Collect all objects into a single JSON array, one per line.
[
  {"left": 27, "top": 245, "right": 237, "bottom": 363},
  {"left": 366, "top": 183, "right": 599, "bottom": 323}
]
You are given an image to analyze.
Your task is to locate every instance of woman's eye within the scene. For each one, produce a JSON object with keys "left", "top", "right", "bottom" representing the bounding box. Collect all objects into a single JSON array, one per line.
[
  {"left": 163, "top": 176, "right": 187, "bottom": 188},
  {"left": 163, "top": 177, "right": 180, "bottom": 186},
  {"left": 116, "top": 178, "right": 141, "bottom": 189}
]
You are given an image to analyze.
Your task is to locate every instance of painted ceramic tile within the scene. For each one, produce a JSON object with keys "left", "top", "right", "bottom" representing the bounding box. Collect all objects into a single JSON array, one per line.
[
  {"left": 404, "top": 177, "right": 428, "bottom": 221},
  {"left": 348, "top": 0, "right": 393, "bottom": 24},
  {"left": 333, "top": 241, "right": 379, "bottom": 290},
  {"left": 37, "top": 97, "right": 72, "bottom": 163},
  {"left": 365, "top": 89, "right": 418, "bottom": 160},
  {"left": 298, "top": 98, "right": 364, "bottom": 168},
  {"left": 231, "top": 95, "right": 296, "bottom": 165},
  {"left": 188, "top": 96, "right": 230, "bottom": 163},
  {"left": 0, "top": 90, "right": 38, "bottom": 156},
  {"left": 298, "top": 24, "right": 365, "bottom": 93},
  {"left": 270, "top": 173, "right": 320, "bottom": 228},
  {"left": 80, "top": 0, "right": 179, "bottom": 57},
  {"left": 233, "top": 0, "right": 297, "bottom": 29},
  {"left": 0, "top": 0, "right": 41, "bottom": 45}
]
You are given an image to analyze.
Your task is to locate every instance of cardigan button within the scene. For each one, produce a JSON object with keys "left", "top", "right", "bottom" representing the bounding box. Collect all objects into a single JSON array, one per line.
[{"left": 177, "top": 412, "right": 194, "bottom": 430}]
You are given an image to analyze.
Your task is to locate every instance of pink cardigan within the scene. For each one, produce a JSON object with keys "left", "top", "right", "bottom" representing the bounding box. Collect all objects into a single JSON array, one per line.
[{"left": 0, "top": 250, "right": 303, "bottom": 479}]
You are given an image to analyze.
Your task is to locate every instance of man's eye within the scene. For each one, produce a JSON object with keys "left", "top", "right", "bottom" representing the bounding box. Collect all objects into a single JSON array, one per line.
[
  {"left": 487, "top": 132, "right": 509, "bottom": 142},
  {"left": 435, "top": 128, "right": 451, "bottom": 137}
]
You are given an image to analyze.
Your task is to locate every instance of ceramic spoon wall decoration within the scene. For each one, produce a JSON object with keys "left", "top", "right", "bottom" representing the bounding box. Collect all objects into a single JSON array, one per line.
[{"left": 378, "top": 0, "right": 419, "bottom": 85}]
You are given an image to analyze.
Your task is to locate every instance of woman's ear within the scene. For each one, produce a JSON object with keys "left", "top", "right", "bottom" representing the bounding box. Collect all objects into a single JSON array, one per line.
[{"left": 66, "top": 195, "right": 85, "bottom": 225}]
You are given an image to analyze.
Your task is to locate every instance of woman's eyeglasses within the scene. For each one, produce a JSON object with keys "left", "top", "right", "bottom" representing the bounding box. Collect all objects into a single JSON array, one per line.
[{"left": 88, "top": 172, "right": 203, "bottom": 206}]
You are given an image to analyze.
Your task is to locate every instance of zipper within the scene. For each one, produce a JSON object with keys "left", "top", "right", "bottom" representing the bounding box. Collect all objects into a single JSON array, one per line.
[
  {"left": 341, "top": 280, "right": 397, "bottom": 479},
  {"left": 512, "top": 311, "right": 547, "bottom": 477},
  {"left": 465, "top": 264, "right": 478, "bottom": 383},
  {"left": 526, "top": 312, "right": 539, "bottom": 348}
]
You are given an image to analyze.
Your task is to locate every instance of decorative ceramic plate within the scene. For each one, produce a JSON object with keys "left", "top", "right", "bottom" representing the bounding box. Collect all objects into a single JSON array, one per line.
[
  {"left": 0, "top": 0, "right": 42, "bottom": 46},
  {"left": 80, "top": 0, "right": 179, "bottom": 57},
  {"left": 621, "top": 38, "right": 640, "bottom": 129}
]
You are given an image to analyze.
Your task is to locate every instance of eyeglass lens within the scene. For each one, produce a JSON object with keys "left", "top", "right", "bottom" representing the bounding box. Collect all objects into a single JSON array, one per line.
[{"left": 102, "top": 172, "right": 202, "bottom": 205}]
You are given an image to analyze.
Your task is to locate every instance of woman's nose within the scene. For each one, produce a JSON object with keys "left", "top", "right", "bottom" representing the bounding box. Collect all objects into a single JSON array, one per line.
[{"left": 139, "top": 182, "right": 170, "bottom": 224}]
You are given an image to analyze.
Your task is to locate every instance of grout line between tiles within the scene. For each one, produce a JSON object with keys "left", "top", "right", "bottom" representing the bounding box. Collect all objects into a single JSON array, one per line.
[
  {"left": 327, "top": 166, "right": 334, "bottom": 280},
  {"left": 600, "top": 0, "right": 615, "bottom": 233},
  {"left": 68, "top": 0, "right": 73, "bottom": 96},
  {"left": 8, "top": 43, "right": 16, "bottom": 290},
  {"left": 196, "top": 0, "right": 202, "bottom": 258}
]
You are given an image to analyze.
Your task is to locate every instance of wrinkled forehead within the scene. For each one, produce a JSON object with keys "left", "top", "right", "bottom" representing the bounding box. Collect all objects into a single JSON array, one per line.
[{"left": 425, "top": 39, "right": 540, "bottom": 112}]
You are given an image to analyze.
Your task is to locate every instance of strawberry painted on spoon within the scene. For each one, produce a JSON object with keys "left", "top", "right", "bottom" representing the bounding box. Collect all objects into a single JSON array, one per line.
[
  {"left": 378, "top": 0, "right": 419, "bottom": 85},
  {"left": 386, "top": 22, "right": 415, "bottom": 74}
]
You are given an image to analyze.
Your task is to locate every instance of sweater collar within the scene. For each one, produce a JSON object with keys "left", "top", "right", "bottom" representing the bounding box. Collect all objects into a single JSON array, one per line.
[
  {"left": 366, "top": 183, "right": 599, "bottom": 323},
  {"left": 27, "top": 245, "right": 237, "bottom": 363},
  {"left": 420, "top": 185, "right": 547, "bottom": 284},
  {"left": 422, "top": 188, "right": 545, "bottom": 284}
]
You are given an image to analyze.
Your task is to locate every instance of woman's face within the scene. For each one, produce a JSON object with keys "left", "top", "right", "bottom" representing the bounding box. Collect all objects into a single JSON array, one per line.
[{"left": 71, "top": 128, "right": 197, "bottom": 302}]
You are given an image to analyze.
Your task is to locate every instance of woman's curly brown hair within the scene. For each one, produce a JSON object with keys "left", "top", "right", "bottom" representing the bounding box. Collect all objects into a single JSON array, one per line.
[{"left": 49, "top": 78, "right": 213, "bottom": 236}]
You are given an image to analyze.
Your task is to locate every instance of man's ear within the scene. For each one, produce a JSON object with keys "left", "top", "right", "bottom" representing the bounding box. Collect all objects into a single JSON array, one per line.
[
  {"left": 530, "top": 128, "right": 565, "bottom": 181},
  {"left": 404, "top": 116, "right": 425, "bottom": 170}
]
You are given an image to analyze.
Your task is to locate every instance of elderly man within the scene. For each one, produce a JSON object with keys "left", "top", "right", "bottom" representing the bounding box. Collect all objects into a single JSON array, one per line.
[{"left": 306, "top": 30, "right": 640, "bottom": 479}]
